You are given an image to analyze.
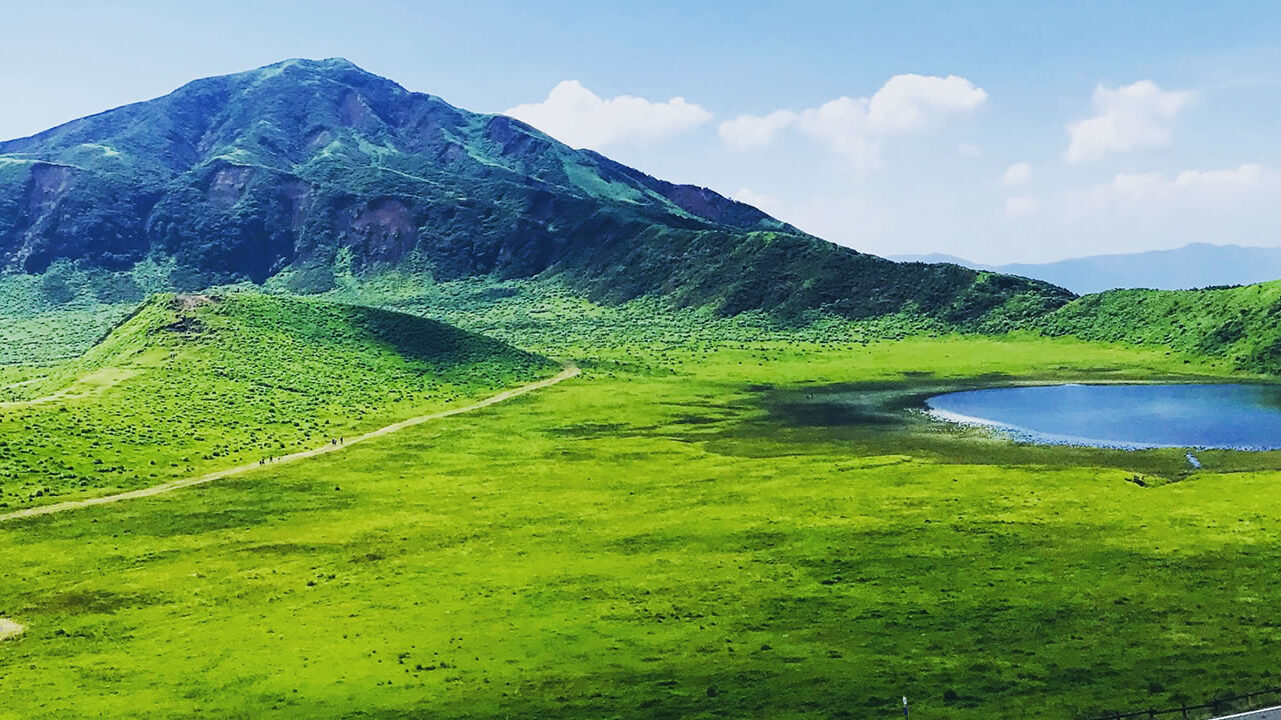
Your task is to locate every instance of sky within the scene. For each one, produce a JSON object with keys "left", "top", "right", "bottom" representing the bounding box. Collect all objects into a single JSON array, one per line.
[{"left": 3, "top": 1, "right": 1281, "bottom": 264}]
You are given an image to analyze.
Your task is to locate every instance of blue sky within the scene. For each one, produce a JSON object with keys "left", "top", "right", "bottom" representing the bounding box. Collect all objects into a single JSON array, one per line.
[{"left": 4, "top": 1, "right": 1281, "bottom": 263}]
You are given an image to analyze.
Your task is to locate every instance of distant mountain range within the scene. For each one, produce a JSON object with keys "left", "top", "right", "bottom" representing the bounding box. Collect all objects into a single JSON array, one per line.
[
  {"left": 0, "top": 58, "right": 1070, "bottom": 325},
  {"left": 891, "top": 243, "right": 1281, "bottom": 294}
]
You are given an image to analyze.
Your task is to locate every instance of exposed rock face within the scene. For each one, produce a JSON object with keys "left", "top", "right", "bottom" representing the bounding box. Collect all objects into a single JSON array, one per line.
[
  {"left": 206, "top": 165, "right": 254, "bottom": 209},
  {"left": 0, "top": 58, "right": 1073, "bottom": 322},
  {"left": 348, "top": 198, "right": 415, "bottom": 264}
]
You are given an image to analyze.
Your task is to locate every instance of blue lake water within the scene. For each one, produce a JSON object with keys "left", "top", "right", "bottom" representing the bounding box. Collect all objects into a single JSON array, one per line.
[{"left": 925, "top": 383, "right": 1281, "bottom": 450}]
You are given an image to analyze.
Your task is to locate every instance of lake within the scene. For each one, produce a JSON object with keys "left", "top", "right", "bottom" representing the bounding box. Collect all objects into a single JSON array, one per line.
[{"left": 925, "top": 383, "right": 1281, "bottom": 450}]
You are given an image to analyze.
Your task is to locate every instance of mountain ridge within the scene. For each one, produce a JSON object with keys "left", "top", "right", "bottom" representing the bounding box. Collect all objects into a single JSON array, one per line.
[{"left": 0, "top": 58, "right": 1072, "bottom": 326}]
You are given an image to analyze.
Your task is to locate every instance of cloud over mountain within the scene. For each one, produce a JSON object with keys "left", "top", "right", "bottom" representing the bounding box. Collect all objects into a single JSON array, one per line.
[
  {"left": 718, "top": 74, "right": 986, "bottom": 168},
  {"left": 503, "top": 80, "right": 712, "bottom": 150}
]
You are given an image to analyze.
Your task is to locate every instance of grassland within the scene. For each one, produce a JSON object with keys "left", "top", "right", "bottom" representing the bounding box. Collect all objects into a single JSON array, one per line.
[
  {"left": 0, "top": 292, "right": 556, "bottom": 510},
  {"left": 3, "top": 328, "right": 1280, "bottom": 719},
  {"left": 7, "top": 51, "right": 1281, "bottom": 720}
]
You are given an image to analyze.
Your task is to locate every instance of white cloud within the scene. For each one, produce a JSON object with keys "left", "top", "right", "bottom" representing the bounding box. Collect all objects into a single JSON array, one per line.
[
  {"left": 1174, "top": 164, "right": 1269, "bottom": 188},
  {"left": 503, "top": 80, "right": 712, "bottom": 150},
  {"left": 717, "top": 74, "right": 987, "bottom": 168},
  {"left": 731, "top": 187, "right": 785, "bottom": 217},
  {"left": 865, "top": 74, "right": 989, "bottom": 132},
  {"left": 1002, "top": 162, "right": 1031, "bottom": 186},
  {"left": 1087, "top": 164, "right": 1274, "bottom": 206},
  {"left": 795, "top": 97, "right": 882, "bottom": 167},
  {"left": 1005, "top": 195, "right": 1038, "bottom": 218},
  {"left": 1065, "top": 81, "right": 1193, "bottom": 164},
  {"left": 719, "top": 110, "right": 796, "bottom": 149}
]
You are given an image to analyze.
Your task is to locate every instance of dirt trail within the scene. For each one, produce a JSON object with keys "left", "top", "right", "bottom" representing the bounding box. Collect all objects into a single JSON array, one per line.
[{"left": 0, "top": 366, "right": 579, "bottom": 524}]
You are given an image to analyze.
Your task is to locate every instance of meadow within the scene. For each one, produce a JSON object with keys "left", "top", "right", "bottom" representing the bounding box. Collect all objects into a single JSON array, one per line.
[
  {"left": 6, "top": 49, "right": 1281, "bottom": 720},
  {"left": 3, "top": 325, "right": 1280, "bottom": 719},
  {"left": 0, "top": 292, "right": 555, "bottom": 510}
]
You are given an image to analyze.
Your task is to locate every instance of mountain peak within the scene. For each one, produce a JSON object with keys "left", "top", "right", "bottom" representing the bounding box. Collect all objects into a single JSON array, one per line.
[
  {"left": 173, "top": 56, "right": 407, "bottom": 99},
  {"left": 0, "top": 61, "right": 1071, "bottom": 323},
  {"left": 250, "top": 57, "right": 390, "bottom": 83},
  {"left": 279, "top": 56, "right": 362, "bottom": 70}
]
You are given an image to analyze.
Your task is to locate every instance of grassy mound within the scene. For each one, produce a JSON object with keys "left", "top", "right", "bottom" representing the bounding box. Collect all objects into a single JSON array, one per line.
[
  {"left": 0, "top": 292, "right": 557, "bottom": 509},
  {"left": 1039, "top": 280, "right": 1281, "bottom": 374}
]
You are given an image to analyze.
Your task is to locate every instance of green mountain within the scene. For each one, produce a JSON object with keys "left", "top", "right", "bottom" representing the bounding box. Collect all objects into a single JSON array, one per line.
[
  {"left": 1039, "top": 281, "right": 1281, "bottom": 374},
  {"left": 0, "top": 291, "right": 555, "bottom": 508},
  {"left": 0, "top": 58, "right": 1071, "bottom": 325}
]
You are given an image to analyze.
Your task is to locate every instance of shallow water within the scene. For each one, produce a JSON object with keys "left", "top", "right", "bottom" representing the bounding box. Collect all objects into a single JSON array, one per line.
[{"left": 926, "top": 383, "right": 1281, "bottom": 450}]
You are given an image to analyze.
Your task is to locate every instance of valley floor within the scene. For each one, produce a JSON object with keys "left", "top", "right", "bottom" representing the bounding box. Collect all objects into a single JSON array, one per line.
[{"left": 3, "top": 335, "right": 1281, "bottom": 719}]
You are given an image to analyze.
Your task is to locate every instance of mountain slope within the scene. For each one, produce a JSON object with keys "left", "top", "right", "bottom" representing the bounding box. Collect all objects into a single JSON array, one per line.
[
  {"left": 894, "top": 243, "right": 1281, "bottom": 294},
  {"left": 0, "top": 58, "right": 1071, "bottom": 324},
  {"left": 0, "top": 292, "right": 556, "bottom": 509},
  {"left": 1039, "top": 280, "right": 1281, "bottom": 373}
]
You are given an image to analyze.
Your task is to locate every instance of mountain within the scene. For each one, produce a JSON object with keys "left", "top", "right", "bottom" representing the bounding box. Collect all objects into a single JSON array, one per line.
[
  {"left": 1040, "top": 280, "right": 1281, "bottom": 374},
  {"left": 892, "top": 243, "right": 1281, "bottom": 294},
  {"left": 0, "top": 58, "right": 1071, "bottom": 325}
]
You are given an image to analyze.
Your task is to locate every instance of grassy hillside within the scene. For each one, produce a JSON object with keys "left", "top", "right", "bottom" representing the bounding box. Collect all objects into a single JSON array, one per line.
[
  {"left": 1040, "top": 280, "right": 1281, "bottom": 373},
  {"left": 0, "top": 261, "right": 151, "bottom": 364},
  {"left": 3, "top": 336, "right": 1275, "bottom": 720},
  {"left": 0, "top": 292, "right": 556, "bottom": 510}
]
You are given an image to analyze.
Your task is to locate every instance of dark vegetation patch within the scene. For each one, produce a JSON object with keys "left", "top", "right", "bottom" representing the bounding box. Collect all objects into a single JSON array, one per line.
[
  {"left": 546, "top": 423, "right": 634, "bottom": 438},
  {"left": 670, "top": 414, "right": 722, "bottom": 425},
  {"left": 237, "top": 542, "right": 331, "bottom": 555},
  {"left": 129, "top": 508, "right": 278, "bottom": 537},
  {"left": 44, "top": 588, "right": 164, "bottom": 615}
]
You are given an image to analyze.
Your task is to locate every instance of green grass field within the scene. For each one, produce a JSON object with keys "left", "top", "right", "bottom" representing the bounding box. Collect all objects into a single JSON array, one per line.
[
  {"left": 3, "top": 326, "right": 1280, "bottom": 719},
  {"left": 7, "top": 49, "right": 1281, "bottom": 720},
  {"left": 0, "top": 292, "right": 556, "bottom": 510}
]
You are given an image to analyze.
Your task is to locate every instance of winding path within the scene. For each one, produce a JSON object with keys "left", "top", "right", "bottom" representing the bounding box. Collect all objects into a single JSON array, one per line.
[{"left": 0, "top": 366, "right": 580, "bottom": 524}]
